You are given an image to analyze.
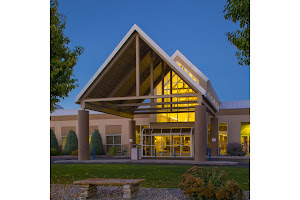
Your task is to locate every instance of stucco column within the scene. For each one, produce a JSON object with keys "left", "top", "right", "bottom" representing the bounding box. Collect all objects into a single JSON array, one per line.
[
  {"left": 194, "top": 105, "right": 207, "bottom": 162},
  {"left": 128, "top": 120, "right": 136, "bottom": 151},
  {"left": 210, "top": 117, "right": 219, "bottom": 156},
  {"left": 78, "top": 109, "right": 89, "bottom": 160}
]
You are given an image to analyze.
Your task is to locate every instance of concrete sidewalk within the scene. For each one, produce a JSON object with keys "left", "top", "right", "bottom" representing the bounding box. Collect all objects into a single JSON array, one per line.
[{"left": 53, "top": 158, "right": 238, "bottom": 166}]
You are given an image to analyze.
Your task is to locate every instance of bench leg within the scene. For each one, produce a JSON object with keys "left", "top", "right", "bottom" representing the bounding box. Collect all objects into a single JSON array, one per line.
[
  {"left": 123, "top": 184, "right": 131, "bottom": 200},
  {"left": 79, "top": 184, "right": 97, "bottom": 200},
  {"left": 130, "top": 183, "right": 140, "bottom": 194},
  {"left": 122, "top": 184, "right": 140, "bottom": 200}
]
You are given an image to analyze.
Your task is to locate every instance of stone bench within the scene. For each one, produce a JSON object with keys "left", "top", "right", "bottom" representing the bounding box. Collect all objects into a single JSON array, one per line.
[{"left": 73, "top": 178, "right": 145, "bottom": 200}]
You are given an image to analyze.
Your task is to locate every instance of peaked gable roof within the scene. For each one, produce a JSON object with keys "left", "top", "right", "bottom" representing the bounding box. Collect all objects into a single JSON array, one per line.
[
  {"left": 171, "top": 50, "right": 209, "bottom": 82},
  {"left": 75, "top": 24, "right": 206, "bottom": 103},
  {"left": 171, "top": 49, "right": 220, "bottom": 108}
]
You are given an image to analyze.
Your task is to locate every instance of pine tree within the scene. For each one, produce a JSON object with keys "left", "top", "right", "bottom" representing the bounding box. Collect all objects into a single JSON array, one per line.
[
  {"left": 89, "top": 129, "right": 105, "bottom": 155},
  {"left": 50, "top": 129, "right": 59, "bottom": 151},
  {"left": 64, "top": 130, "right": 78, "bottom": 155}
]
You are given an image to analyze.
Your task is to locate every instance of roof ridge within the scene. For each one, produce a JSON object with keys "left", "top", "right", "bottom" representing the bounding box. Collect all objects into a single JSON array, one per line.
[{"left": 75, "top": 24, "right": 207, "bottom": 103}]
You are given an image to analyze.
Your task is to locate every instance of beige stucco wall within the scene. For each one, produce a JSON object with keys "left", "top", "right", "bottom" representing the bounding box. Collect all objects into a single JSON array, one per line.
[
  {"left": 50, "top": 113, "right": 150, "bottom": 154},
  {"left": 50, "top": 108, "right": 249, "bottom": 154},
  {"left": 218, "top": 114, "right": 250, "bottom": 144}
]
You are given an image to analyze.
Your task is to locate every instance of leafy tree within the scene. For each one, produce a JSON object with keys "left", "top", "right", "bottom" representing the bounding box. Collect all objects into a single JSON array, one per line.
[
  {"left": 224, "top": 0, "right": 250, "bottom": 66},
  {"left": 64, "top": 130, "right": 78, "bottom": 155},
  {"left": 89, "top": 129, "right": 105, "bottom": 155},
  {"left": 50, "top": 0, "right": 84, "bottom": 112},
  {"left": 50, "top": 129, "right": 59, "bottom": 151}
]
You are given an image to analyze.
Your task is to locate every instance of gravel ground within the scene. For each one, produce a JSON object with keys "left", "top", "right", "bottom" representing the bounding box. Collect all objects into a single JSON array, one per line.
[
  {"left": 50, "top": 184, "right": 189, "bottom": 200},
  {"left": 50, "top": 184, "right": 250, "bottom": 200}
]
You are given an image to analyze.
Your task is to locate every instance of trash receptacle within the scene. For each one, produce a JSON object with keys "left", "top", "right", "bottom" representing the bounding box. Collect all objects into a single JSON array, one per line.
[
  {"left": 131, "top": 145, "right": 142, "bottom": 160},
  {"left": 131, "top": 146, "right": 139, "bottom": 160}
]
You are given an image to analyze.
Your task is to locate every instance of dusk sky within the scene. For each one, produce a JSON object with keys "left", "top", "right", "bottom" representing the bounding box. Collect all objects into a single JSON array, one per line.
[{"left": 57, "top": 0, "right": 250, "bottom": 109}]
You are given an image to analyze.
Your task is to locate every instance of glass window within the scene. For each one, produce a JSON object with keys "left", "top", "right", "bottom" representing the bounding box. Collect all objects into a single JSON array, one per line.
[
  {"left": 106, "top": 135, "right": 122, "bottom": 154},
  {"left": 114, "top": 135, "right": 121, "bottom": 144},
  {"left": 156, "top": 68, "right": 197, "bottom": 123},
  {"left": 62, "top": 137, "right": 67, "bottom": 151},
  {"left": 219, "top": 123, "right": 228, "bottom": 155},
  {"left": 182, "top": 135, "right": 191, "bottom": 146},
  {"left": 141, "top": 128, "right": 192, "bottom": 157},
  {"left": 241, "top": 122, "right": 250, "bottom": 154},
  {"left": 106, "top": 136, "right": 113, "bottom": 144}
]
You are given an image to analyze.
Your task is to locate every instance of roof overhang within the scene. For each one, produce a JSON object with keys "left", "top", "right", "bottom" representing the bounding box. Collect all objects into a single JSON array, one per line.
[
  {"left": 74, "top": 24, "right": 221, "bottom": 118},
  {"left": 75, "top": 24, "right": 206, "bottom": 104}
]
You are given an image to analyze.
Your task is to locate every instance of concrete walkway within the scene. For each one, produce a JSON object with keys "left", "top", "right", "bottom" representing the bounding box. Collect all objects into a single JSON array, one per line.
[{"left": 53, "top": 158, "right": 238, "bottom": 166}]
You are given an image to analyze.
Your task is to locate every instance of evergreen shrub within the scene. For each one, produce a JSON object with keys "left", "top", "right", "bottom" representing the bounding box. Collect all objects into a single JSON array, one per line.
[
  {"left": 107, "top": 146, "right": 118, "bottom": 156},
  {"left": 50, "top": 148, "right": 58, "bottom": 156},
  {"left": 64, "top": 130, "right": 78, "bottom": 155},
  {"left": 50, "top": 129, "right": 59, "bottom": 151},
  {"left": 71, "top": 149, "right": 78, "bottom": 156},
  {"left": 226, "top": 143, "right": 247, "bottom": 156},
  {"left": 178, "top": 167, "right": 243, "bottom": 200},
  {"left": 89, "top": 129, "right": 105, "bottom": 155}
]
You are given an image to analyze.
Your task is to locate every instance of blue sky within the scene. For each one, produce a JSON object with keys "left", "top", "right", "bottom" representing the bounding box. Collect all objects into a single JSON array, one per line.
[{"left": 57, "top": 0, "right": 250, "bottom": 109}]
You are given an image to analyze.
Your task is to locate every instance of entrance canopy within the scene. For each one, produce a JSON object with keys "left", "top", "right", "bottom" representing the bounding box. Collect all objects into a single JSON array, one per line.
[{"left": 75, "top": 25, "right": 218, "bottom": 118}]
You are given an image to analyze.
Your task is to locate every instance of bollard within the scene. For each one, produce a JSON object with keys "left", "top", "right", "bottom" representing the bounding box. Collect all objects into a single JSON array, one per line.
[
  {"left": 93, "top": 148, "right": 95, "bottom": 160},
  {"left": 155, "top": 149, "right": 156, "bottom": 158},
  {"left": 174, "top": 148, "right": 176, "bottom": 158}
]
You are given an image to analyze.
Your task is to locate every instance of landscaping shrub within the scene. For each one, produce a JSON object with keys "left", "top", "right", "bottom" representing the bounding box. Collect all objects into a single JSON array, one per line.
[
  {"left": 71, "top": 149, "right": 78, "bottom": 156},
  {"left": 50, "top": 148, "right": 58, "bottom": 156},
  {"left": 226, "top": 143, "right": 247, "bottom": 156},
  {"left": 178, "top": 167, "right": 243, "bottom": 200},
  {"left": 64, "top": 130, "right": 78, "bottom": 155},
  {"left": 107, "top": 146, "right": 118, "bottom": 156},
  {"left": 50, "top": 129, "right": 59, "bottom": 152},
  {"left": 89, "top": 129, "right": 105, "bottom": 155}
]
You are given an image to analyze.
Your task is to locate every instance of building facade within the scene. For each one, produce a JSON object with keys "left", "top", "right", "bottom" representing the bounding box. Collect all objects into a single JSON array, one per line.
[{"left": 50, "top": 25, "right": 250, "bottom": 160}]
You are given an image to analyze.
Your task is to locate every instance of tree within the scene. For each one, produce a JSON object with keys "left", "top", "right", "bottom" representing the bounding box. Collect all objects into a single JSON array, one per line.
[
  {"left": 50, "top": 129, "right": 59, "bottom": 151},
  {"left": 64, "top": 130, "right": 78, "bottom": 155},
  {"left": 50, "top": 0, "right": 84, "bottom": 112},
  {"left": 89, "top": 129, "right": 105, "bottom": 155},
  {"left": 224, "top": 0, "right": 250, "bottom": 66}
]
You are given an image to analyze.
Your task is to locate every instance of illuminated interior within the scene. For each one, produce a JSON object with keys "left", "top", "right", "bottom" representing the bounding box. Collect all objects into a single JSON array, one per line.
[
  {"left": 241, "top": 122, "right": 250, "bottom": 154},
  {"left": 207, "top": 124, "right": 211, "bottom": 148},
  {"left": 135, "top": 125, "right": 149, "bottom": 145},
  {"left": 62, "top": 135, "right": 91, "bottom": 151},
  {"left": 141, "top": 128, "right": 192, "bottom": 157},
  {"left": 156, "top": 62, "right": 198, "bottom": 122},
  {"left": 207, "top": 123, "right": 228, "bottom": 155},
  {"left": 219, "top": 123, "right": 228, "bottom": 155},
  {"left": 62, "top": 137, "right": 67, "bottom": 150}
]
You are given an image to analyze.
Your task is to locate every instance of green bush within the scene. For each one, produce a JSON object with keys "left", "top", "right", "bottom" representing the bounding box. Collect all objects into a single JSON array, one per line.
[
  {"left": 178, "top": 167, "right": 243, "bottom": 200},
  {"left": 50, "top": 129, "right": 59, "bottom": 152},
  {"left": 89, "top": 129, "right": 105, "bottom": 155},
  {"left": 71, "top": 149, "right": 78, "bottom": 156},
  {"left": 63, "top": 130, "right": 78, "bottom": 155},
  {"left": 50, "top": 148, "right": 58, "bottom": 156},
  {"left": 226, "top": 143, "right": 247, "bottom": 156},
  {"left": 107, "top": 146, "right": 118, "bottom": 156}
]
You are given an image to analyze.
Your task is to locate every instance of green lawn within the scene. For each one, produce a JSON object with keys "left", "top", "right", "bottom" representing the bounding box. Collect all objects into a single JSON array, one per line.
[{"left": 51, "top": 164, "right": 249, "bottom": 191}]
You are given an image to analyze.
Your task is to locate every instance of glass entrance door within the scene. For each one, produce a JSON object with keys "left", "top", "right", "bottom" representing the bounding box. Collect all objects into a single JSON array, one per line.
[
  {"left": 141, "top": 128, "right": 192, "bottom": 157},
  {"left": 241, "top": 135, "right": 250, "bottom": 154}
]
